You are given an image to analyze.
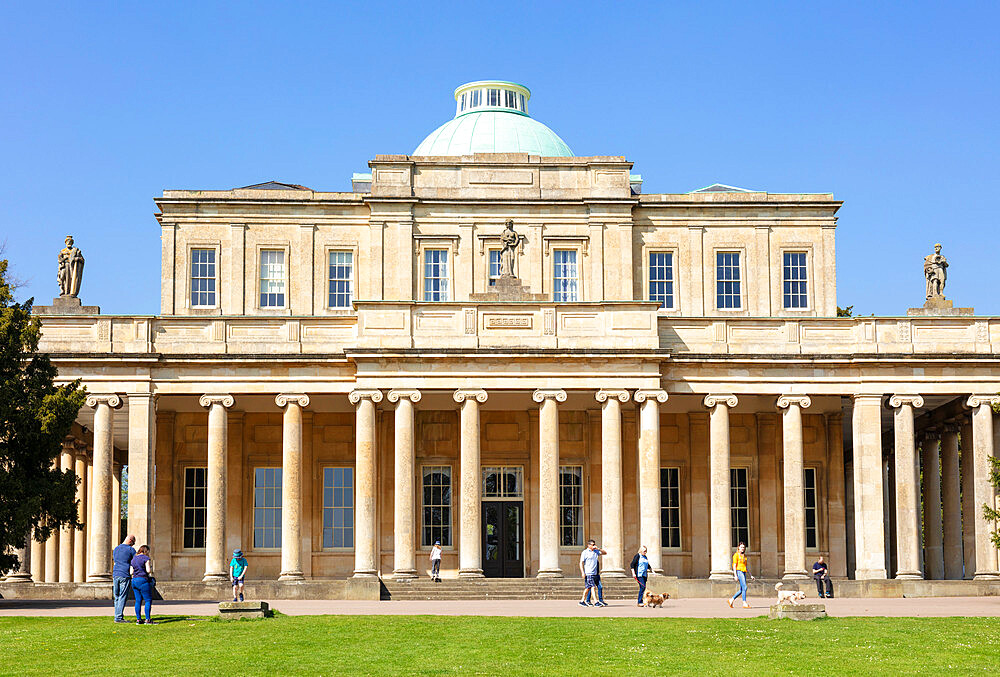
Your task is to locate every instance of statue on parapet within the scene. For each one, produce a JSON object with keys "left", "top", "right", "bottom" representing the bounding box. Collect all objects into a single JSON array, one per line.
[
  {"left": 923, "top": 243, "right": 947, "bottom": 299},
  {"left": 499, "top": 219, "right": 519, "bottom": 278},
  {"left": 57, "top": 235, "right": 85, "bottom": 298}
]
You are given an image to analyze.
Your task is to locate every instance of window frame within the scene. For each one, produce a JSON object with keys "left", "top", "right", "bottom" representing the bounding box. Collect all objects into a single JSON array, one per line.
[
  {"left": 184, "top": 243, "right": 221, "bottom": 310},
  {"left": 715, "top": 249, "right": 744, "bottom": 311},
  {"left": 781, "top": 249, "right": 812, "bottom": 311},
  {"left": 558, "top": 465, "right": 584, "bottom": 548},
  {"left": 804, "top": 466, "right": 819, "bottom": 551},
  {"left": 481, "top": 465, "right": 524, "bottom": 500},
  {"left": 321, "top": 466, "right": 355, "bottom": 550},
  {"left": 182, "top": 465, "right": 208, "bottom": 550},
  {"left": 660, "top": 466, "right": 682, "bottom": 549},
  {"left": 325, "top": 249, "right": 355, "bottom": 310},
  {"left": 552, "top": 248, "right": 580, "bottom": 302},
  {"left": 421, "top": 246, "right": 452, "bottom": 302},
  {"left": 256, "top": 245, "right": 289, "bottom": 310},
  {"left": 647, "top": 249, "right": 677, "bottom": 311},
  {"left": 487, "top": 248, "right": 502, "bottom": 287},
  {"left": 421, "top": 464, "right": 453, "bottom": 548},
  {"left": 730, "top": 466, "right": 750, "bottom": 548},
  {"left": 252, "top": 466, "right": 283, "bottom": 551}
]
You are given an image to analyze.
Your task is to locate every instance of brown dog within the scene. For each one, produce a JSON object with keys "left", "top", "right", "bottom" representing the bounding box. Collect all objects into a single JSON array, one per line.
[{"left": 643, "top": 591, "right": 668, "bottom": 608}]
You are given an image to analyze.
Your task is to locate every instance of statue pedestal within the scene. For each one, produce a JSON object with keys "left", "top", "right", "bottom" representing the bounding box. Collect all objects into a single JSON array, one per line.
[
  {"left": 32, "top": 296, "right": 101, "bottom": 315},
  {"left": 907, "top": 297, "right": 973, "bottom": 317},
  {"left": 469, "top": 276, "right": 548, "bottom": 303}
]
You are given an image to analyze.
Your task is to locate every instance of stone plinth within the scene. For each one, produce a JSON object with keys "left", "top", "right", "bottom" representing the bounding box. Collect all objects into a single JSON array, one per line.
[
  {"left": 907, "top": 297, "right": 973, "bottom": 316},
  {"left": 469, "top": 276, "right": 548, "bottom": 302},
  {"left": 219, "top": 600, "right": 269, "bottom": 620},
  {"left": 768, "top": 603, "right": 827, "bottom": 620},
  {"left": 33, "top": 296, "right": 100, "bottom": 315}
]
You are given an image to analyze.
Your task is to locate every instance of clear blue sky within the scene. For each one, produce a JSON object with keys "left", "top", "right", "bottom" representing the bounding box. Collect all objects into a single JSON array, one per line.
[{"left": 2, "top": 2, "right": 998, "bottom": 315}]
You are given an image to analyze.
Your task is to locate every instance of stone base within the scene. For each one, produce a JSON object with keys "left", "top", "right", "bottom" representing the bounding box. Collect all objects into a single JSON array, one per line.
[
  {"left": 907, "top": 297, "right": 973, "bottom": 316},
  {"left": 219, "top": 600, "right": 269, "bottom": 620},
  {"left": 535, "top": 569, "right": 564, "bottom": 578},
  {"left": 769, "top": 603, "right": 827, "bottom": 620},
  {"left": 469, "top": 276, "right": 549, "bottom": 302},
  {"left": 32, "top": 296, "right": 100, "bottom": 315}
]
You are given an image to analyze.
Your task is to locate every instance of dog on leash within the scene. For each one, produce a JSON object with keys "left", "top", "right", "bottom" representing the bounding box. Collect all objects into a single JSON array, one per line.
[
  {"left": 774, "top": 582, "right": 806, "bottom": 605},
  {"left": 643, "top": 591, "right": 668, "bottom": 608}
]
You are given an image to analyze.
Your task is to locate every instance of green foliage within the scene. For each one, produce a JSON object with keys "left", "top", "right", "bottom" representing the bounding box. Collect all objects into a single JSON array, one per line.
[
  {"left": 836, "top": 305, "right": 854, "bottom": 317},
  {"left": 986, "top": 455, "right": 1000, "bottom": 550},
  {"left": 0, "top": 257, "right": 86, "bottom": 574}
]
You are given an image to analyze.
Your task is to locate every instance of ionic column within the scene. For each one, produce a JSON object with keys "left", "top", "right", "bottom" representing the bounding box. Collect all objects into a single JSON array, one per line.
[
  {"left": 705, "top": 394, "right": 738, "bottom": 580},
  {"left": 778, "top": 395, "right": 811, "bottom": 579},
  {"left": 852, "top": 394, "right": 887, "bottom": 579},
  {"left": 73, "top": 442, "right": 88, "bottom": 582},
  {"left": 5, "top": 533, "right": 32, "bottom": 583},
  {"left": 889, "top": 394, "right": 924, "bottom": 579},
  {"left": 111, "top": 462, "right": 121, "bottom": 547},
  {"left": 276, "top": 394, "right": 309, "bottom": 581},
  {"left": 87, "top": 394, "right": 121, "bottom": 582},
  {"left": 940, "top": 424, "right": 964, "bottom": 579},
  {"left": 349, "top": 389, "right": 382, "bottom": 578},
  {"left": 30, "top": 528, "right": 44, "bottom": 583},
  {"left": 920, "top": 430, "right": 945, "bottom": 580},
  {"left": 199, "top": 394, "right": 234, "bottom": 582},
  {"left": 636, "top": 389, "right": 668, "bottom": 574},
  {"left": 85, "top": 456, "right": 93, "bottom": 577},
  {"left": 58, "top": 439, "right": 75, "bottom": 582},
  {"left": 967, "top": 395, "right": 1000, "bottom": 579},
  {"left": 44, "top": 462, "right": 59, "bottom": 582},
  {"left": 126, "top": 393, "right": 156, "bottom": 545},
  {"left": 533, "top": 389, "right": 566, "bottom": 577},
  {"left": 390, "top": 390, "right": 421, "bottom": 580},
  {"left": 960, "top": 417, "right": 975, "bottom": 578},
  {"left": 596, "top": 389, "right": 629, "bottom": 577},
  {"left": 454, "top": 389, "right": 487, "bottom": 578}
]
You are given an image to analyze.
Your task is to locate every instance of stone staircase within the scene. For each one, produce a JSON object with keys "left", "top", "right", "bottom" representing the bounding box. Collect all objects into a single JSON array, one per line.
[{"left": 381, "top": 576, "right": 642, "bottom": 601}]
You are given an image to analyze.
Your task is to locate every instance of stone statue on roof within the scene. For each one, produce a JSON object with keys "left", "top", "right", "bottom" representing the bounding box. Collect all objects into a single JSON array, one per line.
[
  {"left": 923, "top": 243, "right": 948, "bottom": 299},
  {"left": 499, "top": 220, "right": 519, "bottom": 278},
  {"left": 57, "top": 235, "right": 85, "bottom": 298}
]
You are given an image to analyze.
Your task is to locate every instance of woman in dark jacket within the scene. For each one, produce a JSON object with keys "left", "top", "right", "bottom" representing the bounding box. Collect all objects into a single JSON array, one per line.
[
  {"left": 630, "top": 545, "right": 650, "bottom": 607},
  {"left": 130, "top": 545, "right": 155, "bottom": 625}
]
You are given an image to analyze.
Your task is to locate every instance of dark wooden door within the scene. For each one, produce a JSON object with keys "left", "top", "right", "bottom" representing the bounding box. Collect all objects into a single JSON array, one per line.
[{"left": 482, "top": 501, "right": 523, "bottom": 577}]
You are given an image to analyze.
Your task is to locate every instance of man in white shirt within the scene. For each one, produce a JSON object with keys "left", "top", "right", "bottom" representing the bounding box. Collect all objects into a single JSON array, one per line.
[
  {"left": 430, "top": 540, "right": 442, "bottom": 582},
  {"left": 579, "top": 539, "right": 608, "bottom": 607}
]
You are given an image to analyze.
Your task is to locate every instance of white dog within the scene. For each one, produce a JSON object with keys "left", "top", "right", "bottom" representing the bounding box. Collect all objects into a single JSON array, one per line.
[{"left": 774, "top": 582, "right": 806, "bottom": 605}]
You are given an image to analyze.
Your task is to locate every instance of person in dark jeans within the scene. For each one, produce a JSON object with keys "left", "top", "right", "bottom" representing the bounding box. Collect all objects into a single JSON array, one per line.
[
  {"left": 630, "top": 545, "right": 650, "bottom": 607},
  {"left": 111, "top": 535, "right": 136, "bottom": 623},
  {"left": 812, "top": 555, "right": 834, "bottom": 598},
  {"left": 130, "top": 545, "right": 155, "bottom": 625}
]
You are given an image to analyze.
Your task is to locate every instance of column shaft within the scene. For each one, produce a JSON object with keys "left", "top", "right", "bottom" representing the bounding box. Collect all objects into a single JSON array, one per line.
[
  {"left": 968, "top": 397, "right": 1000, "bottom": 579},
  {"left": 5, "top": 534, "right": 32, "bottom": 583},
  {"left": 351, "top": 390, "right": 381, "bottom": 578},
  {"left": 73, "top": 448, "right": 88, "bottom": 582},
  {"left": 940, "top": 426, "right": 963, "bottom": 579},
  {"left": 127, "top": 393, "right": 156, "bottom": 545},
  {"left": 44, "top": 514, "right": 58, "bottom": 583},
  {"left": 534, "top": 389, "right": 566, "bottom": 577},
  {"left": 921, "top": 435, "right": 945, "bottom": 580},
  {"left": 891, "top": 396, "right": 923, "bottom": 579},
  {"left": 779, "top": 396, "right": 811, "bottom": 579},
  {"left": 112, "top": 464, "right": 121, "bottom": 547},
  {"left": 598, "top": 390, "right": 627, "bottom": 576},
  {"left": 960, "top": 419, "right": 975, "bottom": 578},
  {"left": 87, "top": 395, "right": 119, "bottom": 582},
  {"left": 391, "top": 391, "right": 420, "bottom": 579},
  {"left": 277, "top": 394, "right": 308, "bottom": 581},
  {"left": 456, "top": 390, "right": 486, "bottom": 578},
  {"left": 637, "top": 390, "right": 667, "bottom": 573},
  {"left": 706, "top": 395, "right": 737, "bottom": 579},
  {"left": 30, "top": 529, "right": 44, "bottom": 583},
  {"left": 200, "top": 395, "right": 233, "bottom": 582},
  {"left": 852, "top": 395, "right": 887, "bottom": 579},
  {"left": 58, "top": 444, "right": 74, "bottom": 582}
]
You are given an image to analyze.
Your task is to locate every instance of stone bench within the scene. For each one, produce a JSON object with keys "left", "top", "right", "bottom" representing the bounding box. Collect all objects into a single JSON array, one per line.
[
  {"left": 768, "top": 603, "right": 827, "bottom": 620},
  {"left": 218, "top": 601, "right": 269, "bottom": 620}
]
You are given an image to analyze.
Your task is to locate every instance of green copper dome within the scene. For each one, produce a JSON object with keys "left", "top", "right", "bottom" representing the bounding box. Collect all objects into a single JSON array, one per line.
[{"left": 413, "top": 81, "right": 573, "bottom": 157}]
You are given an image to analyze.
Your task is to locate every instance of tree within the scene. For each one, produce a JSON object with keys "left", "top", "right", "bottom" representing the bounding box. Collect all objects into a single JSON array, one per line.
[
  {"left": 0, "top": 254, "right": 87, "bottom": 575},
  {"left": 987, "top": 399, "right": 1000, "bottom": 550},
  {"left": 837, "top": 305, "right": 854, "bottom": 317}
]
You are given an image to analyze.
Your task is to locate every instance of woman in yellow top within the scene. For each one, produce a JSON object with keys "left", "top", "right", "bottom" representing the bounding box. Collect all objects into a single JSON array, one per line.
[{"left": 727, "top": 542, "right": 755, "bottom": 609}]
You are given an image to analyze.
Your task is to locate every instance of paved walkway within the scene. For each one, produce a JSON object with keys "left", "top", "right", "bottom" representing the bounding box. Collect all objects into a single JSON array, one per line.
[{"left": 1, "top": 597, "right": 998, "bottom": 618}]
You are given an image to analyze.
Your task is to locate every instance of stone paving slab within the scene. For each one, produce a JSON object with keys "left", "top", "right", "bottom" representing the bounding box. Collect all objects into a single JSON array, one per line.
[{"left": 1, "top": 597, "right": 999, "bottom": 618}]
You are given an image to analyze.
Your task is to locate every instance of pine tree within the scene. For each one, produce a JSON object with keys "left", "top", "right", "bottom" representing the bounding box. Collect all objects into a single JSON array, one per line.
[{"left": 0, "top": 255, "right": 87, "bottom": 575}]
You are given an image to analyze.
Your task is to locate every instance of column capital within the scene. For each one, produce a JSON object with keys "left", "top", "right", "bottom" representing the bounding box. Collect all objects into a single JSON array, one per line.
[
  {"left": 388, "top": 389, "right": 422, "bottom": 404},
  {"left": 777, "top": 395, "right": 811, "bottom": 409},
  {"left": 86, "top": 394, "right": 122, "bottom": 409},
  {"left": 532, "top": 389, "right": 566, "bottom": 403},
  {"left": 61, "top": 437, "right": 77, "bottom": 452},
  {"left": 634, "top": 389, "right": 668, "bottom": 404},
  {"left": 595, "top": 389, "right": 630, "bottom": 403},
  {"left": 199, "top": 394, "right": 235, "bottom": 409},
  {"left": 348, "top": 389, "right": 383, "bottom": 405},
  {"left": 852, "top": 393, "right": 883, "bottom": 404},
  {"left": 72, "top": 439, "right": 90, "bottom": 459},
  {"left": 966, "top": 394, "right": 1000, "bottom": 409},
  {"left": 453, "top": 389, "right": 487, "bottom": 404},
  {"left": 275, "top": 393, "right": 310, "bottom": 408},
  {"left": 703, "top": 393, "right": 737, "bottom": 409},
  {"left": 920, "top": 427, "right": 942, "bottom": 442},
  {"left": 888, "top": 394, "right": 924, "bottom": 409}
]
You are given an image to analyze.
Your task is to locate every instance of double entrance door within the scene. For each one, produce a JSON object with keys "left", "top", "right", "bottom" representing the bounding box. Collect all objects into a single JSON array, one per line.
[{"left": 482, "top": 501, "right": 523, "bottom": 578}]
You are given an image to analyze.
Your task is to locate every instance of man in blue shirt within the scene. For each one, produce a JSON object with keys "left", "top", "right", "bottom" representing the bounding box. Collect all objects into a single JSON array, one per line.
[
  {"left": 111, "top": 535, "right": 136, "bottom": 623},
  {"left": 578, "top": 540, "right": 608, "bottom": 607}
]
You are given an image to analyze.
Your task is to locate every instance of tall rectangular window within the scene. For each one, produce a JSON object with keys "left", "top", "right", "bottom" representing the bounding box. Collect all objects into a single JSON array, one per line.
[
  {"left": 423, "top": 249, "right": 449, "bottom": 301},
  {"left": 488, "top": 88, "right": 500, "bottom": 106},
  {"left": 422, "top": 466, "right": 452, "bottom": 546},
  {"left": 649, "top": 251, "right": 674, "bottom": 309},
  {"left": 804, "top": 467, "right": 818, "bottom": 549},
  {"left": 259, "top": 249, "right": 286, "bottom": 308},
  {"left": 190, "top": 249, "right": 216, "bottom": 307},
  {"left": 322, "top": 467, "right": 354, "bottom": 549},
  {"left": 253, "top": 467, "right": 282, "bottom": 549},
  {"left": 327, "top": 251, "right": 354, "bottom": 308},
  {"left": 730, "top": 467, "right": 749, "bottom": 548},
  {"left": 488, "top": 249, "right": 501, "bottom": 286},
  {"left": 783, "top": 251, "right": 809, "bottom": 309},
  {"left": 182, "top": 467, "right": 207, "bottom": 549},
  {"left": 660, "top": 467, "right": 681, "bottom": 548},
  {"left": 716, "top": 251, "right": 742, "bottom": 309},
  {"left": 553, "top": 249, "right": 578, "bottom": 302},
  {"left": 559, "top": 465, "right": 583, "bottom": 547}
]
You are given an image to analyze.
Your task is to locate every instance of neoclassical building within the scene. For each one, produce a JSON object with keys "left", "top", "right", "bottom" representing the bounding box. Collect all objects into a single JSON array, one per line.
[{"left": 8, "top": 80, "right": 1000, "bottom": 589}]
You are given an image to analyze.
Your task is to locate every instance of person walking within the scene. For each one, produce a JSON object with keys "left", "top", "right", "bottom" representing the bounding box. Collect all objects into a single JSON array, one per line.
[
  {"left": 727, "top": 542, "right": 755, "bottom": 609},
  {"left": 429, "top": 540, "right": 442, "bottom": 582},
  {"left": 630, "top": 545, "right": 650, "bottom": 607},
  {"left": 812, "top": 555, "right": 834, "bottom": 598},
  {"left": 578, "top": 540, "right": 607, "bottom": 607},
  {"left": 130, "top": 545, "right": 155, "bottom": 625},
  {"left": 111, "top": 535, "right": 136, "bottom": 623}
]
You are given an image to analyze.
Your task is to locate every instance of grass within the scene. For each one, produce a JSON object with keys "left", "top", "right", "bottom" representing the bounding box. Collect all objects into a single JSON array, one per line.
[{"left": 0, "top": 614, "right": 998, "bottom": 675}]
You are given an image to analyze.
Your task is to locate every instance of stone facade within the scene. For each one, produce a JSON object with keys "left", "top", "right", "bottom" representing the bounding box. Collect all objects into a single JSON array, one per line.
[{"left": 10, "top": 143, "right": 1000, "bottom": 588}]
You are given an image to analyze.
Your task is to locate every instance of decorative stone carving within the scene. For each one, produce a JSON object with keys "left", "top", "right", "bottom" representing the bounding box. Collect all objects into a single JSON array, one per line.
[
  {"left": 924, "top": 243, "right": 948, "bottom": 300},
  {"left": 57, "top": 235, "right": 85, "bottom": 298},
  {"left": 499, "top": 219, "right": 519, "bottom": 278},
  {"left": 274, "top": 393, "right": 310, "bottom": 408},
  {"left": 199, "top": 394, "right": 235, "bottom": 409},
  {"left": 469, "top": 220, "right": 548, "bottom": 302},
  {"left": 595, "top": 389, "right": 630, "bottom": 403},
  {"left": 634, "top": 389, "right": 668, "bottom": 404},
  {"left": 966, "top": 394, "right": 1000, "bottom": 409},
  {"left": 452, "top": 389, "right": 487, "bottom": 404},
  {"left": 532, "top": 389, "right": 567, "bottom": 403},
  {"left": 703, "top": 394, "right": 738, "bottom": 409},
  {"left": 348, "top": 389, "right": 383, "bottom": 404},
  {"left": 777, "top": 395, "right": 812, "bottom": 410},
  {"left": 888, "top": 394, "right": 924, "bottom": 409},
  {"left": 388, "top": 389, "right": 422, "bottom": 403},
  {"left": 86, "top": 393, "right": 122, "bottom": 409}
]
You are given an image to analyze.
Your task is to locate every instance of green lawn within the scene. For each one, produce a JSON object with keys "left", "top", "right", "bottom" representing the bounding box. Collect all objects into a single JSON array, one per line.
[{"left": 0, "top": 614, "right": 997, "bottom": 675}]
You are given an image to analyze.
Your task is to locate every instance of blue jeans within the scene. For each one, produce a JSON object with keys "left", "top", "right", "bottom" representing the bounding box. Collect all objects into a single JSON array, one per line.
[
  {"left": 112, "top": 577, "right": 131, "bottom": 621},
  {"left": 132, "top": 577, "right": 152, "bottom": 621},
  {"left": 636, "top": 575, "right": 647, "bottom": 604},
  {"left": 731, "top": 570, "right": 748, "bottom": 603}
]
